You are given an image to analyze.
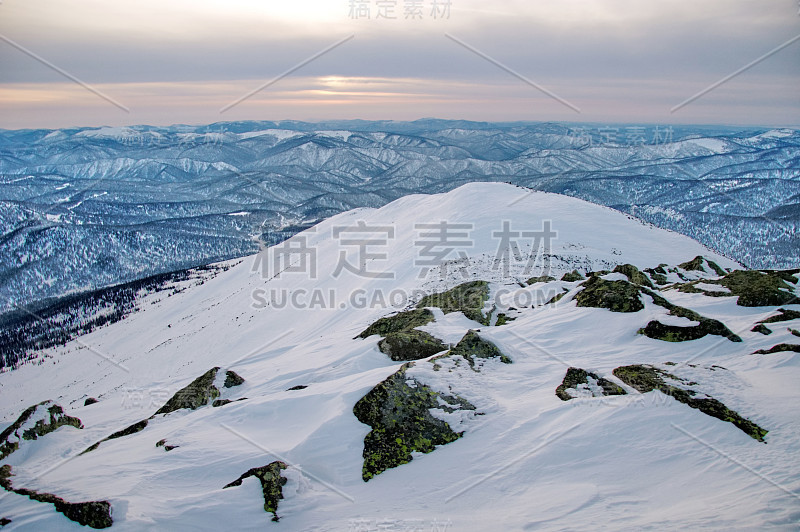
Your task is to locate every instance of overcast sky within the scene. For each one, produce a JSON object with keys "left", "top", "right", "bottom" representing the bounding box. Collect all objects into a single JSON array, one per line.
[{"left": 1, "top": 0, "right": 798, "bottom": 129}]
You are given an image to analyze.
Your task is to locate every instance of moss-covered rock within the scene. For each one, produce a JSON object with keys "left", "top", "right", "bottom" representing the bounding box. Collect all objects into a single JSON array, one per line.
[
  {"left": 751, "top": 324, "right": 772, "bottom": 335},
  {"left": 612, "top": 365, "right": 767, "bottom": 442},
  {"left": 378, "top": 330, "right": 448, "bottom": 361},
  {"left": 715, "top": 270, "right": 797, "bottom": 307},
  {"left": 358, "top": 309, "right": 435, "bottom": 339},
  {"left": 0, "top": 401, "right": 82, "bottom": 460},
  {"left": 575, "top": 276, "right": 644, "bottom": 313},
  {"left": 753, "top": 344, "right": 800, "bottom": 355},
  {"left": 561, "top": 270, "right": 585, "bottom": 282},
  {"left": 613, "top": 264, "right": 654, "bottom": 288},
  {"left": 555, "top": 368, "right": 626, "bottom": 401},
  {"left": 0, "top": 465, "right": 113, "bottom": 529},
  {"left": 155, "top": 367, "right": 221, "bottom": 415},
  {"left": 223, "top": 461, "right": 288, "bottom": 521},
  {"left": 353, "top": 367, "right": 468, "bottom": 481},
  {"left": 417, "top": 281, "right": 490, "bottom": 324},
  {"left": 448, "top": 330, "right": 512, "bottom": 368}
]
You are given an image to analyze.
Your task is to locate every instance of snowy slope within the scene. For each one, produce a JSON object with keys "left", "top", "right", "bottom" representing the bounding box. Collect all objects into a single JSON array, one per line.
[
  {"left": 0, "top": 183, "right": 798, "bottom": 530},
  {"left": 1, "top": 119, "right": 799, "bottom": 316}
]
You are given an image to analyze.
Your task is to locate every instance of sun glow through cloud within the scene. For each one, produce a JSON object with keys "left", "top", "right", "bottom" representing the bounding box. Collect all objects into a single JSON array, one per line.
[{"left": 0, "top": 0, "right": 798, "bottom": 128}]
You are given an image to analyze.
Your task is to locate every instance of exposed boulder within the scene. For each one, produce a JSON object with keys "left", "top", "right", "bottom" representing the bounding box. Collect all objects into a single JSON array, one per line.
[
  {"left": 640, "top": 289, "right": 741, "bottom": 342},
  {"left": 378, "top": 330, "right": 448, "bottom": 361},
  {"left": 575, "top": 276, "right": 643, "bottom": 313},
  {"left": 353, "top": 366, "right": 468, "bottom": 481},
  {"left": 416, "top": 281, "right": 490, "bottom": 324},
  {"left": 555, "top": 368, "right": 626, "bottom": 401},
  {"left": 715, "top": 270, "right": 797, "bottom": 307},
  {"left": 448, "top": 330, "right": 511, "bottom": 368}
]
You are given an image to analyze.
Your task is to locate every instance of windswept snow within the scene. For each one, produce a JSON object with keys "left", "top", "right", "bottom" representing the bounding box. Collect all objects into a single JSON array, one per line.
[{"left": 0, "top": 183, "right": 797, "bottom": 530}]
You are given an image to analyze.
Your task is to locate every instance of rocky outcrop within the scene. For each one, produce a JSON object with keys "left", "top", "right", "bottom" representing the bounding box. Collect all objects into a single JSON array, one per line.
[
  {"left": 448, "top": 330, "right": 511, "bottom": 368},
  {"left": 353, "top": 366, "right": 469, "bottom": 481},
  {"left": 555, "top": 368, "right": 626, "bottom": 401},
  {"left": 84, "top": 367, "right": 245, "bottom": 454},
  {"left": 0, "top": 465, "right": 112, "bottom": 529},
  {"left": 0, "top": 401, "right": 82, "bottom": 460},
  {"left": 416, "top": 281, "right": 490, "bottom": 324},
  {"left": 358, "top": 308, "right": 435, "bottom": 338},
  {"left": 612, "top": 365, "right": 767, "bottom": 442},
  {"left": 575, "top": 277, "right": 643, "bottom": 313},
  {"left": 378, "top": 330, "right": 448, "bottom": 361},
  {"left": 223, "top": 461, "right": 288, "bottom": 521}
]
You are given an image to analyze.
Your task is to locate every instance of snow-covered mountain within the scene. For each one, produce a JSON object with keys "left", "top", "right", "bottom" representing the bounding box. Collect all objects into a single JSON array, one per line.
[
  {"left": 1, "top": 183, "right": 798, "bottom": 530},
  {"left": 1, "top": 120, "right": 798, "bottom": 314}
]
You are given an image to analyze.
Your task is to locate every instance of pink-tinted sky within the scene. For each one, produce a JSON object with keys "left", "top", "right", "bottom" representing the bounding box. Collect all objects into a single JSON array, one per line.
[{"left": 1, "top": 0, "right": 798, "bottom": 129}]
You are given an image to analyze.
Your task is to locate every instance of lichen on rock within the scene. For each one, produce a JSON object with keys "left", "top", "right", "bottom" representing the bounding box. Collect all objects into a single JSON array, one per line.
[
  {"left": 358, "top": 308, "right": 435, "bottom": 339},
  {"left": 223, "top": 461, "right": 288, "bottom": 521},
  {"left": 416, "top": 281, "right": 490, "bottom": 325},
  {"left": 222, "top": 460, "right": 288, "bottom": 521},
  {"left": 575, "top": 276, "right": 643, "bottom": 313},
  {"left": 353, "top": 366, "right": 469, "bottom": 481}
]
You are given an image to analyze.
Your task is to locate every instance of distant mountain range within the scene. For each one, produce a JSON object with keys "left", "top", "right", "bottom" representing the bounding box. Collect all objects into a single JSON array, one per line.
[{"left": 0, "top": 119, "right": 798, "bottom": 313}]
